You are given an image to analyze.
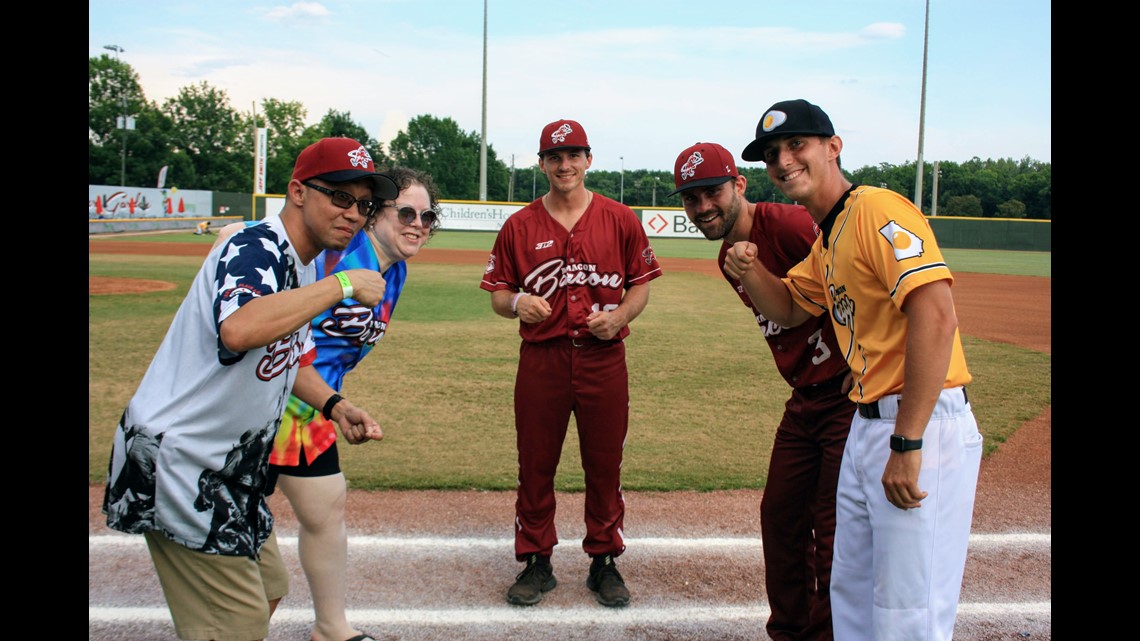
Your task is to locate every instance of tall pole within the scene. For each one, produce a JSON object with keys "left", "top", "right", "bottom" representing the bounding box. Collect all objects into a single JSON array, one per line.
[
  {"left": 104, "top": 44, "right": 127, "bottom": 186},
  {"left": 913, "top": 0, "right": 930, "bottom": 212},
  {"left": 478, "top": 0, "right": 488, "bottom": 201},
  {"left": 931, "top": 160, "right": 940, "bottom": 217},
  {"left": 508, "top": 154, "right": 515, "bottom": 202},
  {"left": 619, "top": 156, "right": 624, "bottom": 204}
]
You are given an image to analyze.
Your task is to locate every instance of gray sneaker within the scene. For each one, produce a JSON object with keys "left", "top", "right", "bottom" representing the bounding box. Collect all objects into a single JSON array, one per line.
[
  {"left": 586, "top": 554, "right": 630, "bottom": 607},
  {"left": 506, "top": 554, "right": 556, "bottom": 606}
]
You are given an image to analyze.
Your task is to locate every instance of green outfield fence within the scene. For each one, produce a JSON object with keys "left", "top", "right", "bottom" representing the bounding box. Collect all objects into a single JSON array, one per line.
[
  {"left": 91, "top": 189, "right": 1051, "bottom": 252},
  {"left": 925, "top": 216, "right": 1050, "bottom": 251}
]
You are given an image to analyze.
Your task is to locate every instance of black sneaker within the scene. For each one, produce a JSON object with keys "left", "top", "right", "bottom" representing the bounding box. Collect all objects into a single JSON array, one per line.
[
  {"left": 586, "top": 554, "right": 630, "bottom": 607},
  {"left": 506, "top": 554, "right": 557, "bottom": 606}
]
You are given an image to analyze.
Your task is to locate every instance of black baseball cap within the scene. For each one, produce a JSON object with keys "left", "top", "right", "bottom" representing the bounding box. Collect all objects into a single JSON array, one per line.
[{"left": 740, "top": 99, "right": 836, "bottom": 162}]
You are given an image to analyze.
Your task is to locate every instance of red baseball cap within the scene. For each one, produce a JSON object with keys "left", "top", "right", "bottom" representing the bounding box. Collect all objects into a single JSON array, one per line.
[
  {"left": 291, "top": 137, "right": 398, "bottom": 200},
  {"left": 669, "top": 142, "right": 739, "bottom": 196},
  {"left": 538, "top": 119, "right": 591, "bottom": 155}
]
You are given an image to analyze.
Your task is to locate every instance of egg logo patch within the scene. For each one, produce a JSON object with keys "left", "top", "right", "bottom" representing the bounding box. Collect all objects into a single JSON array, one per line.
[
  {"left": 878, "top": 221, "right": 924, "bottom": 261},
  {"left": 762, "top": 110, "right": 788, "bottom": 132}
]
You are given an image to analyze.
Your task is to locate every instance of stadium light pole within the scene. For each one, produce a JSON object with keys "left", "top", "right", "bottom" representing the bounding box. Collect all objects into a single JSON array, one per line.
[
  {"left": 913, "top": 0, "right": 930, "bottom": 212},
  {"left": 104, "top": 44, "right": 128, "bottom": 186},
  {"left": 478, "top": 0, "right": 488, "bottom": 201},
  {"left": 619, "top": 156, "right": 624, "bottom": 204}
]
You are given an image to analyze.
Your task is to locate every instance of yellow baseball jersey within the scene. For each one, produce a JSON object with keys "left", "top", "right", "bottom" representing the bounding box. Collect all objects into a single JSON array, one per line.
[{"left": 785, "top": 185, "right": 971, "bottom": 403}]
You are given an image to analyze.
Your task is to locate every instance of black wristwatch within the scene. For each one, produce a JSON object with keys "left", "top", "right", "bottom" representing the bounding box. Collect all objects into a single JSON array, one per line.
[
  {"left": 322, "top": 393, "right": 345, "bottom": 421},
  {"left": 890, "top": 434, "right": 923, "bottom": 452}
]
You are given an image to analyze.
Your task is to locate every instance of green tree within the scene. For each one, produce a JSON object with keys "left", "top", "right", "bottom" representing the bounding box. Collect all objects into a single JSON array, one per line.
[
  {"left": 162, "top": 82, "right": 248, "bottom": 191},
  {"left": 942, "top": 194, "right": 984, "bottom": 218},
  {"left": 89, "top": 53, "right": 153, "bottom": 186},
  {"left": 515, "top": 163, "right": 549, "bottom": 202},
  {"left": 88, "top": 56, "right": 1051, "bottom": 216},
  {"left": 996, "top": 199, "right": 1027, "bottom": 219},
  {"left": 304, "top": 110, "right": 382, "bottom": 156},
  {"left": 388, "top": 115, "right": 511, "bottom": 201},
  {"left": 245, "top": 98, "right": 309, "bottom": 194},
  {"left": 1009, "top": 159, "right": 1051, "bottom": 219}
]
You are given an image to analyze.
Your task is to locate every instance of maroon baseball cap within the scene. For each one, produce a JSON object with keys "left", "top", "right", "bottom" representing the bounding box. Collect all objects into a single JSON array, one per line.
[
  {"left": 291, "top": 137, "right": 398, "bottom": 200},
  {"left": 538, "top": 119, "right": 591, "bottom": 155},
  {"left": 669, "top": 142, "right": 739, "bottom": 196},
  {"left": 741, "top": 99, "right": 835, "bottom": 162}
]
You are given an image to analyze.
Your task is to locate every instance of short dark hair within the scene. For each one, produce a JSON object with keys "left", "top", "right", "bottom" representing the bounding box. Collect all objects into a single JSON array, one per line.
[{"left": 384, "top": 167, "right": 441, "bottom": 211}]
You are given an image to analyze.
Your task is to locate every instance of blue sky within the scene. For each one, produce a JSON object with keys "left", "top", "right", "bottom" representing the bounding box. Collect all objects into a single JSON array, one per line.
[{"left": 88, "top": 0, "right": 1050, "bottom": 174}]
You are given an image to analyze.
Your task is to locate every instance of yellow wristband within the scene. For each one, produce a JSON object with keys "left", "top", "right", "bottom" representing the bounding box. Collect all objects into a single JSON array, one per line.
[{"left": 334, "top": 272, "right": 353, "bottom": 300}]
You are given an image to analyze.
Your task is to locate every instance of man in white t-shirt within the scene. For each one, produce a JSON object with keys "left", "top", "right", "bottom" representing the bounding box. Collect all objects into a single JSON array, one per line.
[{"left": 103, "top": 137, "right": 398, "bottom": 641}]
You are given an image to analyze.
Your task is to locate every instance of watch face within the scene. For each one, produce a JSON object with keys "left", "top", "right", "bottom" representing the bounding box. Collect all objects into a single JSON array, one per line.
[{"left": 891, "top": 435, "right": 922, "bottom": 451}]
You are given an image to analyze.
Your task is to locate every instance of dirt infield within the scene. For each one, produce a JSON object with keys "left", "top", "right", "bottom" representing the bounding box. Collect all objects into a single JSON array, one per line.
[{"left": 89, "top": 239, "right": 1051, "bottom": 641}]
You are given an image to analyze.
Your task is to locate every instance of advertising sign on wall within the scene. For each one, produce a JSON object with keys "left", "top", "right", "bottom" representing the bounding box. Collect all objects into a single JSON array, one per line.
[
  {"left": 89, "top": 186, "right": 212, "bottom": 219},
  {"left": 640, "top": 209, "right": 704, "bottom": 239},
  {"left": 436, "top": 201, "right": 517, "bottom": 231}
]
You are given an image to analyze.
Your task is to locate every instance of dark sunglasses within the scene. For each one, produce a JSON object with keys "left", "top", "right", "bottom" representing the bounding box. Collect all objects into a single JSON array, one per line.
[
  {"left": 386, "top": 204, "right": 440, "bottom": 229},
  {"left": 302, "top": 181, "right": 378, "bottom": 217}
]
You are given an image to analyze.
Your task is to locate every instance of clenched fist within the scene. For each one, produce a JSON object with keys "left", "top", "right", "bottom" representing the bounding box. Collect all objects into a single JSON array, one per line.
[{"left": 723, "top": 241, "right": 759, "bottom": 280}]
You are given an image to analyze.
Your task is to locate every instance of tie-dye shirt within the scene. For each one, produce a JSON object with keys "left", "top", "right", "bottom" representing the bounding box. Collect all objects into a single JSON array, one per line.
[{"left": 270, "top": 229, "right": 408, "bottom": 466}]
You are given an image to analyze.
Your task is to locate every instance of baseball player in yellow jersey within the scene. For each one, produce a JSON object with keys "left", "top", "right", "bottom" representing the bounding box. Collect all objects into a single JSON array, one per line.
[{"left": 727, "top": 99, "right": 982, "bottom": 641}]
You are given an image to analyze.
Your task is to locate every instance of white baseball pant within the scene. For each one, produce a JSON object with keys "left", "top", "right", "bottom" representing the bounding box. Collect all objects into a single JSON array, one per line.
[{"left": 830, "top": 386, "right": 983, "bottom": 641}]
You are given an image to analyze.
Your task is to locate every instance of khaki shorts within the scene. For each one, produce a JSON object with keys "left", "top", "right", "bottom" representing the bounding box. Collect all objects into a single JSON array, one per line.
[{"left": 145, "top": 530, "right": 289, "bottom": 641}]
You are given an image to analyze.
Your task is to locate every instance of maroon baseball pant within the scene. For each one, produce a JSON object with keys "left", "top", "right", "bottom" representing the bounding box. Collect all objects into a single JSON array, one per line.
[
  {"left": 762, "top": 376, "right": 854, "bottom": 641},
  {"left": 512, "top": 338, "right": 628, "bottom": 561}
]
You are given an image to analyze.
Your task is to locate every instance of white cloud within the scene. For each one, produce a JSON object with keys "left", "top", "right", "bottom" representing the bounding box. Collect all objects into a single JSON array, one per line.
[
  {"left": 263, "top": 2, "right": 331, "bottom": 22},
  {"left": 861, "top": 22, "right": 907, "bottom": 39}
]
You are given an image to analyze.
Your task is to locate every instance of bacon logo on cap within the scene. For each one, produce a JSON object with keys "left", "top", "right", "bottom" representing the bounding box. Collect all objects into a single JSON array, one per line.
[
  {"left": 550, "top": 123, "right": 574, "bottom": 145},
  {"left": 680, "top": 151, "right": 704, "bottom": 181},
  {"left": 347, "top": 146, "right": 374, "bottom": 170}
]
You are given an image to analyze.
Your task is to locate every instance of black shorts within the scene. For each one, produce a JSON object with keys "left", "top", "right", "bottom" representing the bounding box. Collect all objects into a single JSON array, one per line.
[{"left": 265, "top": 442, "right": 340, "bottom": 495}]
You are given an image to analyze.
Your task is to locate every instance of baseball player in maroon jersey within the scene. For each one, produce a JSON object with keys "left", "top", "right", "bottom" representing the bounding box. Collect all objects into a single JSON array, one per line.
[
  {"left": 671, "top": 142, "right": 854, "bottom": 641},
  {"left": 480, "top": 119, "right": 662, "bottom": 608}
]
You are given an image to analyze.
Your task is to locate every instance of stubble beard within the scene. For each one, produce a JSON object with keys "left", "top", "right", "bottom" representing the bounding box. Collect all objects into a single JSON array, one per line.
[{"left": 700, "top": 192, "right": 741, "bottom": 241}]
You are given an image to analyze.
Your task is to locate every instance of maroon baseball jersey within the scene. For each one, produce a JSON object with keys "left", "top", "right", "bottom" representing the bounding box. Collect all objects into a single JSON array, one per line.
[
  {"left": 481, "top": 193, "right": 662, "bottom": 343},
  {"left": 719, "top": 202, "right": 847, "bottom": 388}
]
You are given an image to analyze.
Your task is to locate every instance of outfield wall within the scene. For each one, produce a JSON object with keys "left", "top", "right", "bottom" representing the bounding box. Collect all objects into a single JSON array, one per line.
[
  {"left": 432, "top": 201, "right": 1051, "bottom": 252},
  {"left": 91, "top": 190, "right": 1050, "bottom": 252},
  {"left": 89, "top": 216, "right": 245, "bottom": 235}
]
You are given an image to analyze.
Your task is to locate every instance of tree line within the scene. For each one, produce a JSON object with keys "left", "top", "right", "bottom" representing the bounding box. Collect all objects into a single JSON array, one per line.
[{"left": 90, "top": 54, "right": 1050, "bottom": 219}]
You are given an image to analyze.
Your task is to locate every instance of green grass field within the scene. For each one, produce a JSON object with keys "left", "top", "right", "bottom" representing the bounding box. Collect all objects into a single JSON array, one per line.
[
  {"left": 89, "top": 234, "right": 1051, "bottom": 490},
  {"left": 93, "top": 229, "right": 1051, "bottom": 277}
]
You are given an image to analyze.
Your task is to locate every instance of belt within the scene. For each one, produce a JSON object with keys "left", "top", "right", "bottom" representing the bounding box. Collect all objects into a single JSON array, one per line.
[
  {"left": 571, "top": 336, "right": 620, "bottom": 348},
  {"left": 540, "top": 336, "right": 619, "bottom": 348},
  {"left": 797, "top": 372, "right": 849, "bottom": 400},
  {"left": 857, "top": 387, "right": 968, "bottom": 419}
]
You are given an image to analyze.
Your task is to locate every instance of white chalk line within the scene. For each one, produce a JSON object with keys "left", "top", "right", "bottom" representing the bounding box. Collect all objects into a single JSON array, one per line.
[
  {"left": 90, "top": 532, "right": 1051, "bottom": 550},
  {"left": 90, "top": 533, "right": 1050, "bottom": 629},
  {"left": 89, "top": 602, "right": 1052, "bottom": 626}
]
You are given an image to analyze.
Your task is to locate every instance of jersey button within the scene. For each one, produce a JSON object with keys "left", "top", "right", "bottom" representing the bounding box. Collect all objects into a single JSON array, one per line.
[{"left": 570, "top": 295, "right": 577, "bottom": 301}]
